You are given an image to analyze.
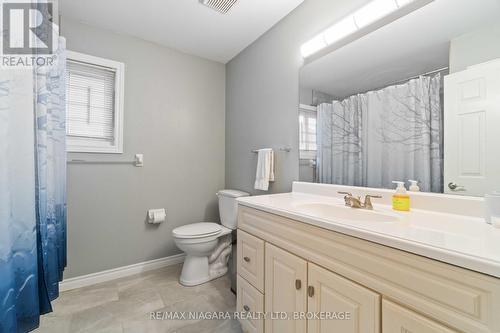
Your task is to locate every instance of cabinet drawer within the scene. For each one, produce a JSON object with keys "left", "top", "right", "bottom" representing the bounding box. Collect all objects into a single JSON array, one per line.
[
  {"left": 237, "top": 230, "right": 265, "bottom": 292},
  {"left": 237, "top": 275, "right": 264, "bottom": 333},
  {"left": 382, "top": 300, "right": 458, "bottom": 333}
]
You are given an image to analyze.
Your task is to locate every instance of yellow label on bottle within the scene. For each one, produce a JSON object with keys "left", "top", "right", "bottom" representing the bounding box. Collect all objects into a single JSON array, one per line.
[{"left": 393, "top": 195, "right": 410, "bottom": 212}]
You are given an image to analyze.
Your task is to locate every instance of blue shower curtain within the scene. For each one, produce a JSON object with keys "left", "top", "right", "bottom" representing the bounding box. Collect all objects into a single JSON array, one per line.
[{"left": 0, "top": 38, "right": 67, "bottom": 333}]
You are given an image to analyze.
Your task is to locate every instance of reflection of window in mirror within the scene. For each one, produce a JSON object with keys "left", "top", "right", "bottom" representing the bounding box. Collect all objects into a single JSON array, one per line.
[{"left": 299, "top": 105, "right": 317, "bottom": 160}]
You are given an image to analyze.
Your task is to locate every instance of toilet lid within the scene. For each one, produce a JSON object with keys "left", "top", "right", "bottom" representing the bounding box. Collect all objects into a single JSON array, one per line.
[{"left": 172, "top": 222, "right": 222, "bottom": 239}]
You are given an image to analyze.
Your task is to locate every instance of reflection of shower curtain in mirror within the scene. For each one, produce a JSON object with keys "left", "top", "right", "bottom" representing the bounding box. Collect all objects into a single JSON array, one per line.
[{"left": 316, "top": 74, "right": 443, "bottom": 193}]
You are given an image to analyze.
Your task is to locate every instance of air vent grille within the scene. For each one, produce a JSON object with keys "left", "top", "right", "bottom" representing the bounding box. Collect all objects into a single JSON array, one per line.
[{"left": 199, "top": 0, "right": 239, "bottom": 14}]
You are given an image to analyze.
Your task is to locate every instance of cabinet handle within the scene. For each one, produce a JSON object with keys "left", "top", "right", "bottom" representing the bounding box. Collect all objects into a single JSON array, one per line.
[
  {"left": 308, "top": 286, "right": 314, "bottom": 297},
  {"left": 295, "top": 279, "right": 302, "bottom": 290},
  {"left": 243, "top": 305, "right": 250, "bottom": 312},
  {"left": 243, "top": 256, "right": 251, "bottom": 263}
]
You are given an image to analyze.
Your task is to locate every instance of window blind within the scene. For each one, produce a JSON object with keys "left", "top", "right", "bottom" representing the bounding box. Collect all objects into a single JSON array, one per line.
[{"left": 66, "top": 60, "right": 116, "bottom": 143}]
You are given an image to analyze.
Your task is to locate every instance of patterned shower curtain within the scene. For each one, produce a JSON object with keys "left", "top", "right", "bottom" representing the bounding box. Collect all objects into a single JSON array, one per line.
[
  {"left": 316, "top": 74, "right": 443, "bottom": 193},
  {"left": 0, "top": 38, "right": 67, "bottom": 333}
]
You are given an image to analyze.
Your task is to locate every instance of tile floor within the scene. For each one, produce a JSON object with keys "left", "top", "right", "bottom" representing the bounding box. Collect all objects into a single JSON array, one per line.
[{"left": 35, "top": 264, "right": 243, "bottom": 333}]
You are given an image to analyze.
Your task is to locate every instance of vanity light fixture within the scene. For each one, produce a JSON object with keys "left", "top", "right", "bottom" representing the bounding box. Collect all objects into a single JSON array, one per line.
[{"left": 301, "top": 0, "right": 434, "bottom": 58}]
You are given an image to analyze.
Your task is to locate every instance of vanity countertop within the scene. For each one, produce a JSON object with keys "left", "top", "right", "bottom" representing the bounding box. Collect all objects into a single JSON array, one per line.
[{"left": 237, "top": 189, "right": 500, "bottom": 278}]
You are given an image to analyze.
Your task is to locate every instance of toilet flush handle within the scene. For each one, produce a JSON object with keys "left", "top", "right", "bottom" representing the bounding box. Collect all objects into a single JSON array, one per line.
[{"left": 243, "top": 256, "right": 251, "bottom": 263}]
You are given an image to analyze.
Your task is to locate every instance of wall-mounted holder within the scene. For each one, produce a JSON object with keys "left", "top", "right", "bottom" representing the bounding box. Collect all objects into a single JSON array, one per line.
[
  {"left": 147, "top": 208, "right": 166, "bottom": 224},
  {"left": 251, "top": 147, "right": 291, "bottom": 153},
  {"left": 67, "top": 153, "right": 144, "bottom": 167},
  {"left": 134, "top": 154, "right": 144, "bottom": 167}
]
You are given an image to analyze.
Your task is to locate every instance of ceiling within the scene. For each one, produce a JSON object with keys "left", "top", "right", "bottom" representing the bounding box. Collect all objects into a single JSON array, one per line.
[
  {"left": 300, "top": 0, "right": 500, "bottom": 99},
  {"left": 60, "top": 0, "right": 304, "bottom": 64}
]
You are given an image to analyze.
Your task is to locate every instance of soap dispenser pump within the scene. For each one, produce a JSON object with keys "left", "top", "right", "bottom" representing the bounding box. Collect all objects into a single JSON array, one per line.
[
  {"left": 392, "top": 181, "right": 410, "bottom": 212},
  {"left": 408, "top": 180, "right": 420, "bottom": 192}
]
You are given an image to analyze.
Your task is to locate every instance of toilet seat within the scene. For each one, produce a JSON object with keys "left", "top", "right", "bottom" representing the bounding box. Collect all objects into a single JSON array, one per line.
[{"left": 172, "top": 222, "right": 222, "bottom": 239}]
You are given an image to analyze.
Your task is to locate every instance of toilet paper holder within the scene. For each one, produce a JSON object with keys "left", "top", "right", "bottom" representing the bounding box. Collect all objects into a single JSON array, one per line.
[{"left": 147, "top": 208, "right": 166, "bottom": 224}]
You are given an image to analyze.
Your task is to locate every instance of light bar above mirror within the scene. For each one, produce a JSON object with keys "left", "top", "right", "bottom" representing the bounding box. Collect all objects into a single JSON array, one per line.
[{"left": 301, "top": 0, "right": 434, "bottom": 59}]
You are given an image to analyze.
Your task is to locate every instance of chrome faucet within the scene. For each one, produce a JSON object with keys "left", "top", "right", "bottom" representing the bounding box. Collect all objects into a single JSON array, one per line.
[{"left": 338, "top": 192, "right": 382, "bottom": 210}]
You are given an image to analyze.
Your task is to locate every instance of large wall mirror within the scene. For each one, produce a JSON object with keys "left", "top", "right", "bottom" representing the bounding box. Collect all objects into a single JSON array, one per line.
[{"left": 298, "top": 0, "right": 500, "bottom": 197}]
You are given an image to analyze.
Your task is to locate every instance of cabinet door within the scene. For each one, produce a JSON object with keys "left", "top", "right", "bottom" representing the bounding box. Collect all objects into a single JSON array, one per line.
[
  {"left": 265, "top": 243, "right": 307, "bottom": 333},
  {"left": 308, "top": 263, "right": 380, "bottom": 333},
  {"left": 382, "top": 299, "right": 458, "bottom": 333}
]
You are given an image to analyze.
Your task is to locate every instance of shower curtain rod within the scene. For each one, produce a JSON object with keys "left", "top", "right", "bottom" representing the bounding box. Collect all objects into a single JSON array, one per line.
[
  {"left": 343, "top": 66, "right": 449, "bottom": 99},
  {"left": 391, "top": 66, "right": 449, "bottom": 86}
]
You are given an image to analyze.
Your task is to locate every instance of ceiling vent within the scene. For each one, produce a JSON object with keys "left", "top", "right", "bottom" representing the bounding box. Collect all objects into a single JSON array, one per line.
[{"left": 199, "top": 0, "right": 239, "bottom": 14}]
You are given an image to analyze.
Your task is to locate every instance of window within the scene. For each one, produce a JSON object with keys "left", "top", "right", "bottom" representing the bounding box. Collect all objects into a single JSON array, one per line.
[
  {"left": 299, "top": 105, "right": 317, "bottom": 160},
  {"left": 66, "top": 51, "right": 124, "bottom": 153}
]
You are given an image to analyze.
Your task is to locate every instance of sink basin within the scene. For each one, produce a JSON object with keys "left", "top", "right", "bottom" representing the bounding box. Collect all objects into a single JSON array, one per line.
[{"left": 294, "top": 203, "right": 400, "bottom": 223}]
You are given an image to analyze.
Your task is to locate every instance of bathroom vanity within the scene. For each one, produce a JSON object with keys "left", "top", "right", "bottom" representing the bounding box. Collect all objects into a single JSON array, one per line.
[{"left": 235, "top": 182, "right": 500, "bottom": 333}]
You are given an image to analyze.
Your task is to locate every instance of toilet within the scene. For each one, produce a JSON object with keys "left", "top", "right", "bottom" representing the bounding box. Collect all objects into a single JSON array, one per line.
[{"left": 172, "top": 189, "right": 249, "bottom": 286}]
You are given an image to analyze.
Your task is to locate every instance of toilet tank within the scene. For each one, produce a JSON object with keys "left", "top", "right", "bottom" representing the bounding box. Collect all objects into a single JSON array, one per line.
[{"left": 217, "top": 190, "right": 250, "bottom": 229}]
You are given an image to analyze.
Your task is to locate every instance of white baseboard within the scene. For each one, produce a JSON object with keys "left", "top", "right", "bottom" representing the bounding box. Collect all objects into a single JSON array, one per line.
[{"left": 59, "top": 253, "right": 185, "bottom": 292}]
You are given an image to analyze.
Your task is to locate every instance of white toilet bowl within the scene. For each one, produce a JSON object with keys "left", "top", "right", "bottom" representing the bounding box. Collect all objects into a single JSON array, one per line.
[
  {"left": 173, "top": 222, "right": 231, "bottom": 286},
  {"left": 172, "top": 189, "right": 249, "bottom": 286}
]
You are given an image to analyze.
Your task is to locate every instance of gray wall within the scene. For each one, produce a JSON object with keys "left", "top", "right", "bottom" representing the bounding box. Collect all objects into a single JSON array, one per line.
[
  {"left": 225, "top": 0, "right": 369, "bottom": 195},
  {"left": 450, "top": 22, "right": 500, "bottom": 73},
  {"left": 62, "top": 19, "right": 226, "bottom": 278}
]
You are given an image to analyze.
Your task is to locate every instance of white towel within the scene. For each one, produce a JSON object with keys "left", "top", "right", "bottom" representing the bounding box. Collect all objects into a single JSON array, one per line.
[{"left": 254, "top": 148, "right": 275, "bottom": 191}]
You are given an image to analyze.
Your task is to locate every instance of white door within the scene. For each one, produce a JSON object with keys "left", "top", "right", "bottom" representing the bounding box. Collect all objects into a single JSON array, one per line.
[
  {"left": 265, "top": 243, "right": 307, "bottom": 333},
  {"left": 444, "top": 59, "right": 500, "bottom": 196},
  {"left": 307, "top": 263, "right": 380, "bottom": 333}
]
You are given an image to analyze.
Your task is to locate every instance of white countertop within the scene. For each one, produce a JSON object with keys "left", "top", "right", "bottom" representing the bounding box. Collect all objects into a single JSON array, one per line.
[{"left": 237, "top": 190, "right": 500, "bottom": 278}]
